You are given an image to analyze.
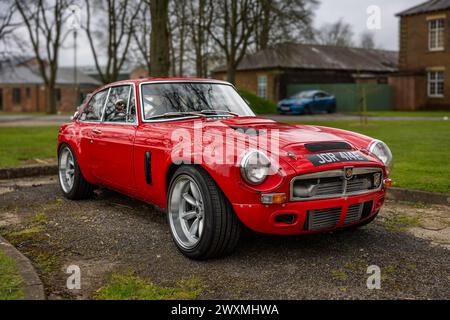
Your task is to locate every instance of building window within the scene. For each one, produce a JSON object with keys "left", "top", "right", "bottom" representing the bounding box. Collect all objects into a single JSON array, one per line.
[
  {"left": 257, "top": 75, "right": 268, "bottom": 99},
  {"left": 429, "top": 19, "right": 445, "bottom": 51},
  {"left": 428, "top": 71, "right": 444, "bottom": 98},
  {"left": 26, "top": 88, "right": 31, "bottom": 99},
  {"left": 0, "top": 88, "right": 3, "bottom": 111},
  {"left": 12, "top": 88, "right": 21, "bottom": 104}
]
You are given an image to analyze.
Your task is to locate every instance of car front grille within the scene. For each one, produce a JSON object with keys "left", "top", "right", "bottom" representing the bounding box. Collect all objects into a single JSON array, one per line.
[
  {"left": 344, "top": 203, "right": 364, "bottom": 225},
  {"left": 291, "top": 167, "right": 383, "bottom": 201},
  {"left": 305, "top": 201, "right": 374, "bottom": 231},
  {"left": 306, "top": 207, "right": 342, "bottom": 231}
]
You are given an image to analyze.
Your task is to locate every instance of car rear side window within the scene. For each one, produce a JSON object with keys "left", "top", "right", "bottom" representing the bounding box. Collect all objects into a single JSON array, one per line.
[
  {"left": 79, "top": 90, "right": 108, "bottom": 122},
  {"left": 103, "top": 85, "right": 135, "bottom": 123}
]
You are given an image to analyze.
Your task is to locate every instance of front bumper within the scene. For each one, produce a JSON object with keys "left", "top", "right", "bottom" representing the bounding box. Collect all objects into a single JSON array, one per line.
[{"left": 232, "top": 190, "right": 385, "bottom": 235}]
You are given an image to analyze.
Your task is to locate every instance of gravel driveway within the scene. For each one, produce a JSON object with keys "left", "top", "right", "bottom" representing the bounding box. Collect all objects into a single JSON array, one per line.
[{"left": 0, "top": 176, "right": 449, "bottom": 300}]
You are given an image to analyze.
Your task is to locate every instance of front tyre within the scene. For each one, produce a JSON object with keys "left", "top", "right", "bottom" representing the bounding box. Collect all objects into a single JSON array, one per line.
[
  {"left": 167, "top": 166, "right": 241, "bottom": 260},
  {"left": 58, "top": 144, "right": 94, "bottom": 200}
]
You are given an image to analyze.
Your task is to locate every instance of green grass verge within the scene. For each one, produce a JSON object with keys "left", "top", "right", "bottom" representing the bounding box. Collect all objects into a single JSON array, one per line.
[
  {"left": 1, "top": 121, "right": 448, "bottom": 193},
  {"left": 349, "top": 111, "right": 450, "bottom": 117},
  {"left": 0, "top": 126, "right": 58, "bottom": 167},
  {"left": 95, "top": 273, "right": 204, "bottom": 300},
  {"left": 0, "top": 251, "right": 25, "bottom": 300},
  {"left": 239, "top": 90, "right": 277, "bottom": 114},
  {"left": 292, "top": 120, "right": 450, "bottom": 194}
]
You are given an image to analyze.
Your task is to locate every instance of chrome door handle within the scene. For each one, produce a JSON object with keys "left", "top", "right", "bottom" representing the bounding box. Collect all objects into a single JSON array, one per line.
[{"left": 92, "top": 129, "right": 102, "bottom": 135}]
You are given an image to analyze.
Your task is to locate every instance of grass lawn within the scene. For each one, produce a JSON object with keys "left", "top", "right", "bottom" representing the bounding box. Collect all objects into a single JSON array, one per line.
[
  {"left": 293, "top": 120, "right": 450, "bottom": 194},
  {"left": 348, "top": 111, "right": 450, "bottom": 118},
  {"left": 0, "top": 250, "right": 25, "bottom": 300},
  {"left": 0, "top": 126, "right": 59, "bottom": 168},
  {"left": 0, "top": 122, "right": 448, "bottom": 194},
  {"left": 95, "top": 273, "right": 204, "bottom": 300}
]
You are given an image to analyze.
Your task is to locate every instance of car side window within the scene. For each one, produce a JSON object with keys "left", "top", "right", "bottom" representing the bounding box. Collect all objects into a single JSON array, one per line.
[
  {"left": 79, "top": 90, "right": 108, "bottom": 122},
  {"left": 127, "top": 88, "right": 136, "bottom": 123},
  {"left": 104, "top": 85, "right": 133, "bottom": 123}
]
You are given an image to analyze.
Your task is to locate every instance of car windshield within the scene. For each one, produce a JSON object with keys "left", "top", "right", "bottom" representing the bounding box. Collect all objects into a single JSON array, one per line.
[
  {"left": 291, "top": 92, "right": 314, "bottom": 99},
  {"left": 141, "top": 82, "right": 255, "bottom": 120}
]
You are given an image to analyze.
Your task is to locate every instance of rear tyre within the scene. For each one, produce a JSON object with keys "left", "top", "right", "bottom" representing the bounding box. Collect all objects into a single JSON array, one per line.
[
  {"left": 167, "top": 166, "right": 241, "bottom": 260},
  {"left": 58, "top": 144, "right": 94, "bottom": 200}
]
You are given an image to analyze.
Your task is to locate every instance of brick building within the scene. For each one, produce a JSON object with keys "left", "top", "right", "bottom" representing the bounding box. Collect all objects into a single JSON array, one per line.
[
  {"left": 212, "top": 43, "right": 398, "bottom": 103},
  {"left": 392, "top": 0, "right": 450, "bottom": 110},
  {"left": 0, "top": 59, "right": 101, "bottom": 113}
]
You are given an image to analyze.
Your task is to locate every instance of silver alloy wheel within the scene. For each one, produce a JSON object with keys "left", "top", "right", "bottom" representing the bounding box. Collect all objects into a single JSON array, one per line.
[
  {"left": 168, "top": 175, "right": 205, "bottom": 249},
  {"left": 59, "top": 146, "right": 75, "bottom": 193}
]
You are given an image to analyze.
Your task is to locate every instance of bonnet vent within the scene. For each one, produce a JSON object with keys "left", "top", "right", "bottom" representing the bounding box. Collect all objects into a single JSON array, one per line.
[{"left": 304, "top": 142, "right": 352, "bottom": 153}]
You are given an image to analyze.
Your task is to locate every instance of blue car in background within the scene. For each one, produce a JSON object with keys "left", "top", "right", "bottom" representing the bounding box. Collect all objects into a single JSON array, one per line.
[{"left": 277, "top": 90, "right": 337, "bottom": 115}]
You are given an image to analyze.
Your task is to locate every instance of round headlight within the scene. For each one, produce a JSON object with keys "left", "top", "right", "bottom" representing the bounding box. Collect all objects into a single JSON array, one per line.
[
  {"left": 240, "top": 150, "right": 271, "bottom": 185},
  {"left": 369, "top": 140, "right": 393, "bottom": 168}
]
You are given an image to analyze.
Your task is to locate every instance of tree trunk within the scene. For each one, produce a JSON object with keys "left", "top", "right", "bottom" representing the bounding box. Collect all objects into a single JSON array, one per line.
[
  {"left": 150, "top": 0, "right": 170, "bottom": 77},
  {"left": 259, "top": 0, "right": 271, "bottom": 50},
  {"left": 226, "top": 61, "right": 236, "bottom": 84},
  {"left": 47, "top": 85, "right": 57, "bottom": 114}
]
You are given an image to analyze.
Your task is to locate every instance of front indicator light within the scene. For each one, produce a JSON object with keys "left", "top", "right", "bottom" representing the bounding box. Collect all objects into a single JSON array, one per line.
[
  {"left": 261, "top": 193, "right": 287, "bottom": 205},
  {"left": 384, "top": 179, "right": 392, "bottom": 188}
]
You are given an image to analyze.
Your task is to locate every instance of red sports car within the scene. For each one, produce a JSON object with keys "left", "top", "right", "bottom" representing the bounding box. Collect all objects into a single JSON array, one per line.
[{"left": 57, "top": 78, "right": 393, "bottom": 260}]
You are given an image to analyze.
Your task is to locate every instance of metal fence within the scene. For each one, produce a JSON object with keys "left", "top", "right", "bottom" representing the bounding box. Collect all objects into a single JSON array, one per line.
[{"left": 286, "top": 84, "right": 393, "bottom": 112}]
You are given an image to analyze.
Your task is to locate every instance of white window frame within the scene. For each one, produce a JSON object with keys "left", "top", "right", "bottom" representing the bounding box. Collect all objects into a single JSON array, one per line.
[
  {"left": 427, "top": 71, "right": 445, "bottom": 98},
  {"left": 257, "top": 75, "right": 268, "bottom": 99},
  {"left": 428, "top": 19, "right": 445, "bottom": 51}
]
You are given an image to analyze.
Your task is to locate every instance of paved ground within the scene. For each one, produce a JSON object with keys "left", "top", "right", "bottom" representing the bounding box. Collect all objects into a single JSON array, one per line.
[
  {"left": 0, "top": 176, "right": 449, "bottom": 300},
  {"left": 0, "top": 113, "right": 449, "bottom": 127},
  {"left": 0, "top": 115, "right": 71, "bottom": 127}
]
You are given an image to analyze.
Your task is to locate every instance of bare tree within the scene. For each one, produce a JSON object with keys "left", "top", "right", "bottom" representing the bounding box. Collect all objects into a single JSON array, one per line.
[
  {"left": 132, "top": 1, "right": 152, "bottom": 74},
  {"left": 169, "top": 0, "right": 189, "bottom": 77},
  {"left": 188, "top": 0, "right": 214, "bottom": 77},
  {"left": 84, "top": 0, "right": 142, "bottom": 84},
  {"left": 150, "top": 0, "right": 170, "bottom": 77},
  {"left": 208, "top": 0, "right": 258, "bottom": 84},
  {"left": 360, "top": 31, "right": 376, "bottom": 49},
  {"left": 316, "top": 18, "right": 354, "bottom": 47},
  {"left": 15, "top": 0, "right": 73, "bottom": 114},
  {"left": 0, "top": 1, "right": 17, "bottom": 43},
  {"left": 255, "top": 0, "right": 318, "bottom": 51}
]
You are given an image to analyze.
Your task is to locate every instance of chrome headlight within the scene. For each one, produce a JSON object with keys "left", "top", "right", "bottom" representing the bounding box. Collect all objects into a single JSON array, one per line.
[
  {"left": 240, "top": 150, "right": 271, "bottom": 185},
  {"left": 369, "top": 140, "right": 393, "bottom": 168}
]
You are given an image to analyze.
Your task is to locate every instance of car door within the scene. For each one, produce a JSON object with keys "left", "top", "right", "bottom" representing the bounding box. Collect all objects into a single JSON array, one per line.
[
  {"left": 90, "top": 84, "right": 138, "bottom": 193},
  {"left": 313, "top": 92, "right": 327, "bottom": 112},
  {"left": 77, "top": 89, "right": 109, "bottom": 181}
]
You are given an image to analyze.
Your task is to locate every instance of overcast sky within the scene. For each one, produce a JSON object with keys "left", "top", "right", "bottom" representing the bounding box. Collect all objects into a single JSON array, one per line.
[
  {"left": 314, "top": 0, "right": 424, "bottom": 50},
  {"left": 59, "top": 0, "right": 425, "bottom": 66}
]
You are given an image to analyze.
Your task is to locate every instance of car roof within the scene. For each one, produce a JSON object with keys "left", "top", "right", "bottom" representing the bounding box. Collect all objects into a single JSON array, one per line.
[{"left": 93, "top": 77, "right": 231, "bottom": 93}]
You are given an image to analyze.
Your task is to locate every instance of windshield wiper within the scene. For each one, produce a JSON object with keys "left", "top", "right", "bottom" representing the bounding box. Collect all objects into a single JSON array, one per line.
[
  {"left": 199, "top": 110, "right": 239, "bottom": 117},
  {"left": 146, "top": 112, "right": 207, "bottom": 120}
]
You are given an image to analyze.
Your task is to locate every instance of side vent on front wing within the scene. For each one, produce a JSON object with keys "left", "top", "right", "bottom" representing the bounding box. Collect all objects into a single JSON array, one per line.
[{"left": 144, "top": 151, "right": 152, "bottom": 184}]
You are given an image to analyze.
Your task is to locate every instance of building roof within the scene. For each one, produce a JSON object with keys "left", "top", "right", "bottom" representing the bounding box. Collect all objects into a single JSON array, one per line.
[
  {"left": 397, "top": 0, "right": 450, "bottom": 17},
  {"left": 213, "top": 43, "right": 398, "bottom": 73},
  {"left": 0, "top": 65, "right": 101, "bottom": 86}
]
